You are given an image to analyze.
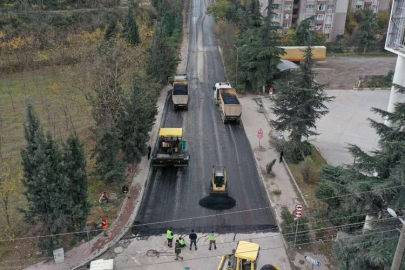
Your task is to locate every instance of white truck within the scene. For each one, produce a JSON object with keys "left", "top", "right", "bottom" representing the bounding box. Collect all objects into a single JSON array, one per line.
[
  {"left": 169, "top": 74, "right": 189, "bottom": 111},
  {"left": 213, "top": 82, "right": 242, "bottom": 124}
]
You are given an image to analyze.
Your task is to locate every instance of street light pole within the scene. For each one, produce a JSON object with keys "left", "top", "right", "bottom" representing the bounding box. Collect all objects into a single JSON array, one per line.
[{"left": 388, "top": 208, "right": 405, "bottom": 270}]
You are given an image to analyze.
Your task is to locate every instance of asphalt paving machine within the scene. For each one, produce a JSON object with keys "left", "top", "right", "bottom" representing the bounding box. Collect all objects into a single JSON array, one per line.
[{"left": 151, "top": 128, "right": 189, "bottom": 167}]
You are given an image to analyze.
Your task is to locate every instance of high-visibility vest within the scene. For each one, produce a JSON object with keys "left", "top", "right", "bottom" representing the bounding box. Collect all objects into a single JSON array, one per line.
[
  {"left": 179, "top": 239, "right": 185, "bottom": 245},
  {"left": 209, "top": 233, "right": 216, "bottom": 241},
  {"left": 167, "top": 230, "right": 173, "bottom": 239},
  {"left": 102, "top": 221, "right": 108, "bottom": 230}
]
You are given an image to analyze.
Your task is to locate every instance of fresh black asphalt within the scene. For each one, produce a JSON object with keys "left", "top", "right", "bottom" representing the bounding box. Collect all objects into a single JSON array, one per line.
[{"left": 134, "top": 0, "right": 277, "bottom": 235}]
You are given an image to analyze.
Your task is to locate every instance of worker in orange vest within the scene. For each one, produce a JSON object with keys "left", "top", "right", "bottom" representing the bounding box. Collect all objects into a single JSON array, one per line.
[{"left": 102, "top": 216, "right": 108, "bottom": 237}]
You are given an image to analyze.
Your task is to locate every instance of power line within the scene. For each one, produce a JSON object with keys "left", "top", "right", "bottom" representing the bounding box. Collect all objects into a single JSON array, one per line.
[{"left": 1, "top": 231, "right": 400, "bottom": 269}]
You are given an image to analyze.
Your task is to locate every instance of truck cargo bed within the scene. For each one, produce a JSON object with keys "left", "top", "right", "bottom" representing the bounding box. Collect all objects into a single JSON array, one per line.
[
  {"left": 221, "top": 92, "right": 240, "bottom": 104},
  {"left": 173, "top": 84, "right": 188, "bottom": 95}
]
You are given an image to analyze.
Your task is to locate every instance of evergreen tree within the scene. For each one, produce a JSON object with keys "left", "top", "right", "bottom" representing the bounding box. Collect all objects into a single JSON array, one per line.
[
  {"left": 148, "top": 21, "right": 177, "bottom": 83},
  {"left": 63, "top": 133, "right": 89, "bottom": 231},
  {"left": 123, "top": 2, "right": 141, "bottom": 45},
  {"left": 21, "top": 103, "right": 43, "bottom": 203},
  {"left": 248, "top": 0, "right": 262, "bottom": 28},
  {"left": 104, "top": 15, "right": 118, "bottom": 41},
  {"left": 316, "top": 85, "right": 405, "bottom": 269},
  {"left": 357, "top": 9, "right": 377, "bottom": 53},
  {"left": 92, "top": 129, "right": 125, "bottom": 183},
  {"left": 270, "top": 46, "right": 333, "bottom": 162},
  {"left": 21, "top": 105, "right": 71, "bottom": 253},
  {"left": 238, "top": 0, "right": 283, "bottom": 91},
  {"left": 117, "top": 77, "right": 157, "bottom": 163}
]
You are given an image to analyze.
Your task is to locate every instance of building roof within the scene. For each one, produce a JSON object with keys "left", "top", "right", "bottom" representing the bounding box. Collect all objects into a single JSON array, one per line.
[
  {"left": 159, "top": 128, "right": 183, "bottom": 137},
  {"left": 277, "top": 60, "right": 299, "bottom": 72}
]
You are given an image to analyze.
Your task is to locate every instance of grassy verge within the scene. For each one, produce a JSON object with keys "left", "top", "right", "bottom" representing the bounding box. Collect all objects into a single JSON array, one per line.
[{"left": 287, "top": 145, "right": 328, "bottom": 209}]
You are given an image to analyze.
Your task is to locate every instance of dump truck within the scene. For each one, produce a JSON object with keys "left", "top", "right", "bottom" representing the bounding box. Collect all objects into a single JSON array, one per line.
[
  {"left": 279, "top": 46, "right": 326, "bottom": 62},
  {"left": 152, "top": 128, "right": 189, "bottom": 167},
  {"left": 218, "top": 241, "right": 280, "bottom": 270},
  {"left": 169, "top": 74, "right": 189, "bottom": 111},
  {"left": 213, "top": 82, "right": 242, "bottom": 124},
  {"left": 210, "top": 165, "right": 228, "bottom": 196}
]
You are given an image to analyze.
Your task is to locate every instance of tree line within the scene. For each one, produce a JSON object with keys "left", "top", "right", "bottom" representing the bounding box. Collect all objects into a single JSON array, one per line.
[{"left": 13, "top": 0, "right": 182, "bottom": 254}]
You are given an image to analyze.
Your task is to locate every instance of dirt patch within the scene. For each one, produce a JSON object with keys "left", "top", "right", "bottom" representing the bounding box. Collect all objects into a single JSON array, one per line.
[{"left": 314, "top": 56, "right": 396, "bottom": 90}]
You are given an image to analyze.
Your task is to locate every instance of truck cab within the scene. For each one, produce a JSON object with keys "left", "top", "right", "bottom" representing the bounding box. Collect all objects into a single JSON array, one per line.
[
  {"left": 169, "top": 74, "right": 189, "bottom": 111},
  {"left": 213, "top": 82, "right": 232, "bottom": 105}
]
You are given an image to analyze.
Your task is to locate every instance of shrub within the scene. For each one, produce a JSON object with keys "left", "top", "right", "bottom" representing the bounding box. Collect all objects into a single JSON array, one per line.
[
  {"left": 300, "top": 157, "right": 317, "bottom": 184},
  {"left": 266, "top": 159, "right": 276, "bottom": 175},
  {"left": 282, "top": 140, "right": 312, "bottom": 164}
]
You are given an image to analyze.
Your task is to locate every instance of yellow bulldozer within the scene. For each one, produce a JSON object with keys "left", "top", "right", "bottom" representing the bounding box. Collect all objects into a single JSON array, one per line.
[
  {"left": 217, "top": 241, "right": 280, "bottom": 270},
  {"left": 210, "top": 165, "right": 228, "bottom": 196}
]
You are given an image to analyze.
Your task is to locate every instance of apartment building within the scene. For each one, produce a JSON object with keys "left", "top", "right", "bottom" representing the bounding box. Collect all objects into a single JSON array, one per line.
[
  {"left": 263, "top": 0, "right": 349, "bottom": 41},
  {"left": 350, "top": 0, "right": 391, "bottom": 13}
]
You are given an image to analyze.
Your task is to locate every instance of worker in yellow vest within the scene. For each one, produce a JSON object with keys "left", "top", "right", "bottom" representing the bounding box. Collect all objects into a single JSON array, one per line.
[
  {"left": 178, "top": 237, "right": 186, "bottom": 247},
  {"left": 208, "top": 231, "right": 217, "bottom": 250},
  {"left": 167, "top": 228, "right": 174, "bottom": 248}
]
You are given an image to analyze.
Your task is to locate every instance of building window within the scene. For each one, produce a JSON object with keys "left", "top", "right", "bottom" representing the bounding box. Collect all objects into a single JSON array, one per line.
[
  {"left": 324, "top": 24, "right": 331, "bottom": 33},
  {"left": 272, "top": 13, "right": 281, "bottom": 21},
  {"left": 327, "top": 4, "right": 333, "bottom": 10},
  {"left": 315, "top": 24, "right": 323, "bottom": 30},
  {"left": 325, "top": 14, "right": 332, "bottom": 23},
  {"left": 355, "top": 5, "right": 362, "bottom": 10},
  {"left": 285, "top": 4, "right": 293, "bottom": 10},
  {"left": 283, "top": 23, "right": 291, "bottom": 28},
  {"left": 317, "top": 4, "right": 325, "bottom": 11},
  {"left": 305, "top": 14, "right": 313, "bottom": 19},
  {"left": 284, "top": 13, "right": 291, "bottom": 19},
  {"left": 272, "top": 4, "right": 280, "bottom": 9},
  {"left": 316, "top": 14, "right": 324, "bottom": 20},
  {"left": 306, "top": 4, "right": 315, "bottom": 10}
]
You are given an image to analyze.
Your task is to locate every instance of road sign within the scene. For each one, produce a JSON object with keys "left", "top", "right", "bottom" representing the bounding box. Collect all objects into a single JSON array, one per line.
[
  {"left": 295, "top": 204, "right": 304, "bottom": 211},
  {"left": 305, "top": 256, "right": 321, "bottom": 267},
  {"left": 294, "top": 211, "right": 303, "bottom": 218},
  {"left": 257, "top": 128, "right": 263, "bottom": 139}
]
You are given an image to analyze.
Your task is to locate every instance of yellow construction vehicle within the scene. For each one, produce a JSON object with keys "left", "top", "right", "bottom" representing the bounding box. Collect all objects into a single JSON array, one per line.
[
  {"left": 217, "top": 241, "right": 280, "bottom": 270},
  {"left": 152, "top": 128, "right": 190, "bottom": 167},
  {"left": 210, "top": 165, "right": 228, "bottom": 195}
]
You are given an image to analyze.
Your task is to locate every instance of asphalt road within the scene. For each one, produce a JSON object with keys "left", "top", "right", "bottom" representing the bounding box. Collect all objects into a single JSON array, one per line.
[{"left": 134, "top": 0, "right": 277, "bottom": 235}]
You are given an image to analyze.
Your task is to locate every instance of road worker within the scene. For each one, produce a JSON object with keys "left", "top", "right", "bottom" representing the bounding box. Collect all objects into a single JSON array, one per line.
[
  {"left": 208, "top": 231, "right": 217, "bottom": 250},
  {"left": 102, "top": 216, "right": 108, "bottom": 237},
  {"left": 178, "top": 237, "right": 186, "bottom": 248},
  {"left": 167, "top": 228, "right": 174, "bottom": 248},
  {"left": 174, "top": 240, "right": 184, "bottom": 260}
]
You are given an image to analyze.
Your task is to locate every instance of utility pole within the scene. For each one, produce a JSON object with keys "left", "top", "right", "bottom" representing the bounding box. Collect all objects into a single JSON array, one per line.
[{"left": 387, "top": 208, "right": 405, "bottom": 270}]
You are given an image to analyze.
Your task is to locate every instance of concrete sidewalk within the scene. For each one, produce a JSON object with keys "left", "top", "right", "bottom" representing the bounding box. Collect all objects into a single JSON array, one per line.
[
  {"left": 239, "top": 95, "right": 336, "bottom": 270},
  {"left": 24, "top": 87, "right": 169, "bottom": 270}
]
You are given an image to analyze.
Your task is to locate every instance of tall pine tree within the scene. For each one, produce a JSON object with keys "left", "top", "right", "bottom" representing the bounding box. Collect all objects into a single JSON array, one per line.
[
  {"left": 123, "top": 2, "right": 141, "bottom": 45},
  {"left": 117, "top": 77, "right": 157, "bottom": 163},
  {"left": 238, "top": 0, "right": 283, "bottom": 92},
  {"left": 270, "top": 46, "right": 333, "bottom": 163},
  {"left": 63, "top": 133, "right": 89, "bottom": 231},
  {"left": 148, "top": 21, "right": 177, "bottom": 83},
  {"left": 316, "top": 85, "right": 405, "bottom": 269}
]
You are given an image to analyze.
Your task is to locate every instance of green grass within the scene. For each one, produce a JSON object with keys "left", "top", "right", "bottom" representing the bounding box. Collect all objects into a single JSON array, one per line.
[
  {"left": 0, "top": 66, "right": 126, "bottom": 263},
  {"left": 287, "top": 145, "right": 328, "bottom": 209}
]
